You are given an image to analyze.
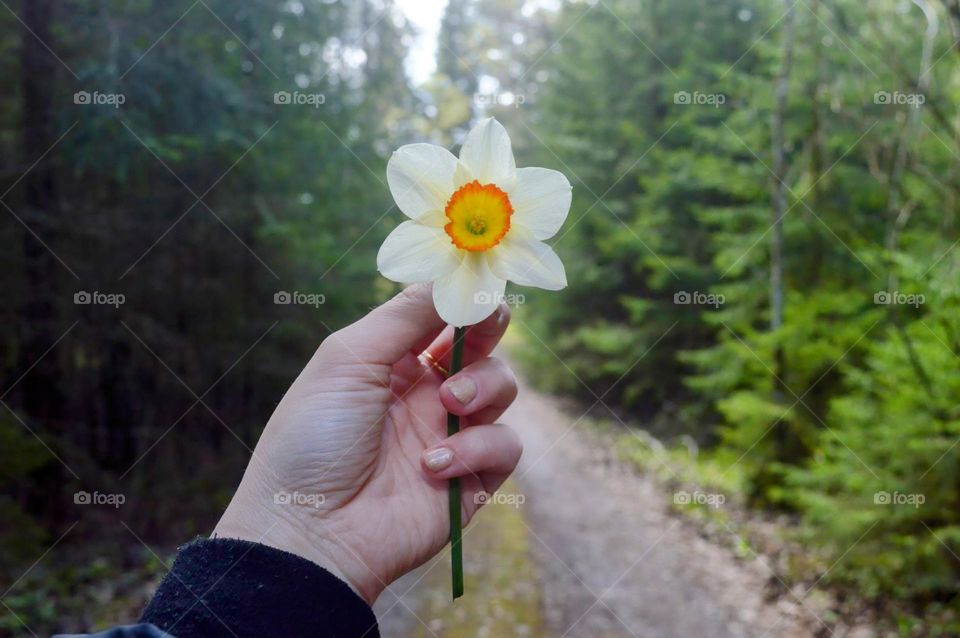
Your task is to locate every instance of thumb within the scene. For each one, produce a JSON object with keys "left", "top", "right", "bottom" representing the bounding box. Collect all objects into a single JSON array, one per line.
[{"left": 331, "top": 283, "right": 446, "bottom": 365}]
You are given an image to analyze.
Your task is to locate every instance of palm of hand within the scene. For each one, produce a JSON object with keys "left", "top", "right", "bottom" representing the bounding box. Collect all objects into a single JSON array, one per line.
[{"left": 304, "top": 350, "right": 488, "bottom": 590}]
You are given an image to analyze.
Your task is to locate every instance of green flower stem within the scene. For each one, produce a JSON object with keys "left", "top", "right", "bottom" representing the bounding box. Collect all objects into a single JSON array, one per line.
[{"left": 448, "top": 324, "right": 467, "bottom": 600}]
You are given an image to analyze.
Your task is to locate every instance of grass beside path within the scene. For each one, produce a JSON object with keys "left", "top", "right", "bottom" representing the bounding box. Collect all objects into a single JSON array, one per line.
[{"left": 409, "top": 478, "right": 547, "bottom": 638}]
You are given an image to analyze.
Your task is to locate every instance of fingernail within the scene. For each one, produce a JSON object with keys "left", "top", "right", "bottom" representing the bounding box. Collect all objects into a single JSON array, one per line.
[
  {"left": 445, "top": 376, "right": 477, "bottom": 405},
  {"left": 424, "top": 447, "right": 454, "bottom": 471}
]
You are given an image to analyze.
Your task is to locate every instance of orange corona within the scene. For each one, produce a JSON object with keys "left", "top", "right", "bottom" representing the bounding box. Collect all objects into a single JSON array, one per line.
[{"left": 443, "top": 180, "right": 513, "bottom": 252}]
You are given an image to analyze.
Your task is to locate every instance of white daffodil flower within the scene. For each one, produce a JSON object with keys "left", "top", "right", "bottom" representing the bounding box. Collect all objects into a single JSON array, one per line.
[{"left": 377, "top": 118, "right": 571, "bottom": 327}]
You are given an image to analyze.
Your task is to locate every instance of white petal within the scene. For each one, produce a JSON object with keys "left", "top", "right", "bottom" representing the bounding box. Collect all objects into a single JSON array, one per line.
[
  {"left": 387, "top": 144, "right": 458, "bottom": 218},
  {"left": 509, "top": 167, "right": 572, "bottom": 240},
  {"left": 415, "top": 209, "right": 447, "bottom": 228},
  {"left": 489, "top": 233, "right": 567, "bottom": 291},
  {"left": 453, "top": 161, "right": 474, "bottom": 189},
  {"left": 377, "top": 221, "right": 461, "bottom": 283},
  {"left": 433, "top": 253, "right": 506, "bottom": 327},
  {"left": 458, "top": 118, "right": 516, "bottom": 187}
]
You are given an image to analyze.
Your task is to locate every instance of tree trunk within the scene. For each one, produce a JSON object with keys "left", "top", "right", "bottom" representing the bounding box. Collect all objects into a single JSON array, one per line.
[
  {"left": 770, "top": 0, "right": 796, "bottom": 460},
  {"left": 808, "top": 0, "right": 826, "bottom": 286},
  {"left": 18, "top": 0, "right": 69, "bottom": 532},
  {"left": 884, "top": 0, "right": 937, "bottom": 292},
  {"left": 18, "top": 0, "right": 65, "bottom": 424}
]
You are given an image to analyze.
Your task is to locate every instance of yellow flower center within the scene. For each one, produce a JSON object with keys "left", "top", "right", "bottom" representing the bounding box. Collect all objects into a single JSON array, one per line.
[{"left": 444, "top": 180, "right": 513, "bottom": 252}]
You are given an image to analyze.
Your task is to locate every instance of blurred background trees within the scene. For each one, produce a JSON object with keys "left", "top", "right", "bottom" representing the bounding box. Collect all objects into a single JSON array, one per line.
[
  {"left": 2, "top": 0, "right": 959, "bottom": 633},
  {"left": 1, "top": 0, "right": 413, "bottom": 630},
  {"left": 508, "top": 0, "right": 960, "bottom": 621}
]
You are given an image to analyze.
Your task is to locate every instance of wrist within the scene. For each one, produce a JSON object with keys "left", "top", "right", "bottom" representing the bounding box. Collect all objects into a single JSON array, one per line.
[{"left": 214, "top": 485, "right": 384, "bottom": 605}]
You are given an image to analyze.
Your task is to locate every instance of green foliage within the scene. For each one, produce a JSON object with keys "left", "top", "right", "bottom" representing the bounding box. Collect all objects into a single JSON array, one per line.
[
  {"left": 505, "top": 0, "right": 960, "bottom": 623},
  {"left": 785, "top": 274, "right": 960, "bottom": 600}
]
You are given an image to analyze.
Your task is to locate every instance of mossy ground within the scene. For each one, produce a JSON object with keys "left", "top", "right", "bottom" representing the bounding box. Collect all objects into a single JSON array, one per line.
[{"left": 408, "top": 478, "right": 547, "bottom": 638}]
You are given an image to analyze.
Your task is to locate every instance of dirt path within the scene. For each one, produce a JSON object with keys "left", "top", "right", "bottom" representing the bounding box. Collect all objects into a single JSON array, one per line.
[{"left": 374, "top": 376, "right": 817, "bottom": 638}]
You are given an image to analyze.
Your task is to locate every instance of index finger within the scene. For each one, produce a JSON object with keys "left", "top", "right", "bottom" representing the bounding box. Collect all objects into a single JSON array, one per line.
[{"left": 333, "top": 283, "right": 446, "bottom": 366}]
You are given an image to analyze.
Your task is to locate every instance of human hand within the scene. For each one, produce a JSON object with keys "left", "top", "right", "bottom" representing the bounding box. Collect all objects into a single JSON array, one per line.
[{"left": 213, "top": 284, "right": 521, "bottom": 604}]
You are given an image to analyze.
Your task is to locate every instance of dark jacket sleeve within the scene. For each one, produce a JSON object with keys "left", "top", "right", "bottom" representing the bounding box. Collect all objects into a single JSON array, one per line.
[
  {"left": 140, "top": 538, "right": 379, "bottom": 638},
  {"left": 57, "top": 538, "right": 380, "bottom": 638}
]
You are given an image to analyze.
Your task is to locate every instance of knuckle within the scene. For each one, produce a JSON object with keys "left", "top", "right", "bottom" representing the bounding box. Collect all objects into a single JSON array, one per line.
[
  {"left": 468, "top": 432, "right": 489, "bottom": 457},
  {"left": 501, "top": 426, "right": 523, "bottom": 465},
  {"left": 489, "top": 358, "right": 519, "bottom": 396},
  {"left": 504, "top": 367, "right": 519, "bottom": 396},
  {"left": 316, "top": 331, "right": 349, "bottom": 360},
  {"left": 487, "top": 355, "right": 512, "bottom": 375},
  {"left": 512, "top": 434, "right": 524, "bottom": 463},
  {"left": 378, "top": 284, "right": 429, "bottom": 325},
  {"left": 501, "top": 423, "right": 521, "bottom": 445},
  {"left": 468, "top": 432, "right": 496, "bottom": 465},
  {"left": 398, "top": 282, "right": 429, "bottom": 304}
]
